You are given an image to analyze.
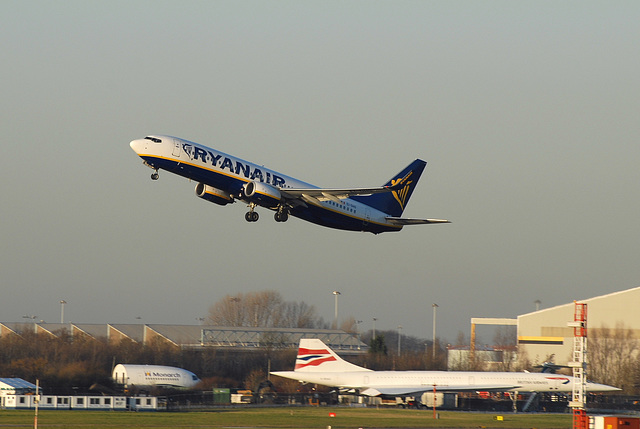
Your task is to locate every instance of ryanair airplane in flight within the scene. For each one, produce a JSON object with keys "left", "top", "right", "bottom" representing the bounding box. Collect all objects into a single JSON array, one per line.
[{"left": 130, "top": 136, "right": 449, "bottom": 234}]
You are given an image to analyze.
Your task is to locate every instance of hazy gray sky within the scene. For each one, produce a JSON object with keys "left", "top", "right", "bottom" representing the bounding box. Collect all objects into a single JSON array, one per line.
[{"left": 2, "top": 1, "right": 639, "bottom": 343}]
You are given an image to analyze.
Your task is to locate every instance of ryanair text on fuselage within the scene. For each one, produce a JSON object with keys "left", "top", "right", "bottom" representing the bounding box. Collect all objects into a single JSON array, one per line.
[{"left": 183, "top": 143, "right": 287, "bottom": 187}]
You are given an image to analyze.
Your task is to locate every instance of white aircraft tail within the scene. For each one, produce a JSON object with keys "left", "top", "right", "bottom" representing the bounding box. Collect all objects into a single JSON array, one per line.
[{"left": 294, "top": 339, "right": 370, "bottom": 373}]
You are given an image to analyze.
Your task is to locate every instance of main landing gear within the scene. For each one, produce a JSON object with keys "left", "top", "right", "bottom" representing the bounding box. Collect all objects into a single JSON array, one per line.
[
  {"left": 245, "top": 203, "right": 259, "bottom": 222},
  {"left": 151, "top": 170, "right": 159, "bottom": 180},
  {"left": 274, "top": 206, "right": 289, "bottom": 223},
  {"left": 245, "top": 211, "right": 259, "bottom": 222},
  {"left": 244, "top": 204, "right": 290, "bottom": 223}
]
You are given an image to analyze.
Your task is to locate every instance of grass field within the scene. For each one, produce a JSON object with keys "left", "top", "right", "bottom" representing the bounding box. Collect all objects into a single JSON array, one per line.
[{"left": 0, "top": 407, "right": 572, "bottom": 428}]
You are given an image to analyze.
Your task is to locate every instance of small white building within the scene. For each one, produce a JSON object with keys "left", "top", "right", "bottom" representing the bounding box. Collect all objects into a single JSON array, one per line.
[{"left": 0, "top": 378, "right": 37, "bottom": 396}]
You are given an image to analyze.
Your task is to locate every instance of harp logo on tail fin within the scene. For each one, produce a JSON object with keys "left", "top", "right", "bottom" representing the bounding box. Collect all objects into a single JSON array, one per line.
[{"left": 390, "top": 171, "right": 414, "bottom": 210}]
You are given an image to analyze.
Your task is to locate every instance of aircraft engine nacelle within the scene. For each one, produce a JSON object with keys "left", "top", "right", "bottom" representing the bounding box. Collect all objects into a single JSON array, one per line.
[
  {"left": 195, "top": 183, "right": 233, "bottom": 206},
  {"left": 243, "top": 181, "right": 282, "bottom": 208}
]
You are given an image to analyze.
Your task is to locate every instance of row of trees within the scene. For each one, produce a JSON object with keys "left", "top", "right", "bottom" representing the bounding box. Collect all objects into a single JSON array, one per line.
[
  {"left": 0, "top": 329, "right": 297, "bottom": 394},
  {"left": 0, "top": 328, "right": 446, "bottom": 395},
  {"left": 589, "top": 323, "right": 640, "bottom": 393}
]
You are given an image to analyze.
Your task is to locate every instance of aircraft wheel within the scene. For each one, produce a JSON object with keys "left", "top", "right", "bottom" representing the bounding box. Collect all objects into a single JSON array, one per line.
[
  {"left": 246, "top": 211, "right": 259, "bottom": 222},
  {"left": 275, "top": 209, "right": 289, "bottom": 222},
  {"left": 151, "top": 172, "right": 159, "bottom": 180}
]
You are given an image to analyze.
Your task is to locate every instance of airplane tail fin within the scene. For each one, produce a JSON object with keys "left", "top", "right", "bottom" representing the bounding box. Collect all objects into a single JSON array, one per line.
[
  {"left": 352, "top": 159, "right": 427, "bottom": 217},
  {"left": 294, "top": 339, "right": 369, "bottom": 373}
]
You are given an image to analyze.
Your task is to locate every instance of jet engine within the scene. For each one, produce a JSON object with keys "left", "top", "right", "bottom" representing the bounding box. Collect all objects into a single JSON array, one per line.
[
  {"left": 195, "top": 183, "right": 233, "bottom": 206},
  {"left": 242, "top": 181, "right": 282, "bottom": 208}
]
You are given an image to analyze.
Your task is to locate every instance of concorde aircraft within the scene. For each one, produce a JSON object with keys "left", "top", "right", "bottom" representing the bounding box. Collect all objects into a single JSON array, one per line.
[
  {"left": 270, "top": 339, "right": 619, "bottom": 397},
  {"left": 130, "top": 136, "right": 449, "bottom": 234}
]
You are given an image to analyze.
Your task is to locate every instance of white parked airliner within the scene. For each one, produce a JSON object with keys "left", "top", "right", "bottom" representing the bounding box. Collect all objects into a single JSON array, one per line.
[
  {"left": 130, "top": 136, "right": 449, "bottom": 234},
  {"left": 271, "top": 339, "right": 619, "bottom": 396},
  {"left": 112, "top": 364, "right": 200, "bottom": 389}
]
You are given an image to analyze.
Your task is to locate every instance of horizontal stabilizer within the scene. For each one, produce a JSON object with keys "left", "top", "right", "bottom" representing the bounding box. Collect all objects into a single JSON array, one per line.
[{"left": 385, "top": 217, "right": 450, "bottom": 225}]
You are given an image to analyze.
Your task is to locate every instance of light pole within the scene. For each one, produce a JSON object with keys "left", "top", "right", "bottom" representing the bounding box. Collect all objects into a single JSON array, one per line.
[
  {"left": 432, "top": 303, "right": 439, "bottom": 361},
  {"left": 60, "top": 300, "right": 67, "bottom": 324},
  {"left": 372, "top": 317, "right": 377, "bottom": 340},
  {"left": 397, "top": 325, "right": 403, "bottom": 356},
  {"left": 355, "top": 320, "right": 363, "bottom": 349},
  {"left": 229, "top": 296, "right": 240, "bottom": 326},
  {"left": 332, "top": 291, "right": 341, "bottom": 329},
  {"left": 23, "top": 315, "right": 37, "bottom": 333}
]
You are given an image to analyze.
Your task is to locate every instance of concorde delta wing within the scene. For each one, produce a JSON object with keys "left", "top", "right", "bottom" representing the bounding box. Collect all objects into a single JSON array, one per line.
[{"left": 361, "top": 384, "right": 520, "bottom": 397}]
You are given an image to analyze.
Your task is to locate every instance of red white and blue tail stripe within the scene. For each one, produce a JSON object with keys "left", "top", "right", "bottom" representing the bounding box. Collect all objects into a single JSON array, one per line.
[
  {"left": 292, "top": 339, "right": 370, "bottom": 373},
  {"left": 294, "top": 347, "right": 337, "bottom": 370}
]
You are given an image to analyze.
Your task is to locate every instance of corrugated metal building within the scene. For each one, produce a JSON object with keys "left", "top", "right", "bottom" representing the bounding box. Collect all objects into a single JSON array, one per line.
[
  {"left": 0, "top": 323, "right": 367, "bottom": 354},
  {"left": 517, "top": 286, "right": 640, "bottom": 365}
]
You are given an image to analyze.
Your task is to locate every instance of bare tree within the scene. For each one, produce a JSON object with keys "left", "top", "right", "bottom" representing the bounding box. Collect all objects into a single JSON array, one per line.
[
  {"left": 588, "top": 322, "right": 639, "bottom": 393},
  {"left": 246, "top": 290, "right": 282, "bottom": 327},
  {"left": 207, "top": 290, "right": 325, "bottom": 329},
  {"left": 340, "top": 316, "right": 357, "bottom": 333},
  {"left": 278, "top": 300, "right": 326, "bottom": 328},
  {"left": 492, "top": 326, "right": 518, "bottom": 371}
]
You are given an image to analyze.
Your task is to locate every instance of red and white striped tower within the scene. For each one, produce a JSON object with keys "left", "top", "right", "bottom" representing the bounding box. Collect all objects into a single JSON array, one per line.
[{"left": 568, "top": 301, "right": 588, "bottom": 429}]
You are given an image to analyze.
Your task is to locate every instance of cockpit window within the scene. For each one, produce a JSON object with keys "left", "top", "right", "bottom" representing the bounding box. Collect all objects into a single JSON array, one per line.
[
  {"left": 192, "top": 375, "right": 198, "bottom": 381},
  {"left": 144, "top": 136, "right": 162, "bottom": 143}
]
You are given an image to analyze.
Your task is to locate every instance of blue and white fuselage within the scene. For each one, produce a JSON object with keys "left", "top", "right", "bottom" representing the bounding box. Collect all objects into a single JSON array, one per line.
[{"left": 130, "top": 135, "right": 449, "bottom": 234}]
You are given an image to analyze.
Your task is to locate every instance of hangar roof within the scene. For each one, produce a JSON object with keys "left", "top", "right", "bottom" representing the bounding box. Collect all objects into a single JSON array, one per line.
[
  {"left": 0, "top": 378, "right": 37, "bottom": 390},
  {"left": 0, "top": 322, "right": 367, "bottom": 352}
]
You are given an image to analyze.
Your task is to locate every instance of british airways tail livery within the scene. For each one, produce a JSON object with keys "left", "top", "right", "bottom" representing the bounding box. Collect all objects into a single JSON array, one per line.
[
  {"left": 130, "top": 136, "right": 449, "bottom": 234},
  {"left": 271, "top": 339, "right": 620, "bottom": 396}
]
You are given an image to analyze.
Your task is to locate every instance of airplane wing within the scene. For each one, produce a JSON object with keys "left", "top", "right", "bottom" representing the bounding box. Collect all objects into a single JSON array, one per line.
[
  {"left": 280, "top": 186, "right": 396, "bottom": 205},
  {"left": 279, "top": 168, "right": 412, "bottom": 203},
  {"left": 385, "top": 217, "right": 451, "bottom": 225},
  {"left": 361, "top": 384, "right": 519, "bottom": 396}
]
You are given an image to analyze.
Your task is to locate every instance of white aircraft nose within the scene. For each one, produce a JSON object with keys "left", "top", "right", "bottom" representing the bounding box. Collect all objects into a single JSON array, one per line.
[
  {"left": 587, "top": 382, "right": 621, "bottom": 392},
  {"left": 130, "top": 139, "right": 145, "bottom": 154}
]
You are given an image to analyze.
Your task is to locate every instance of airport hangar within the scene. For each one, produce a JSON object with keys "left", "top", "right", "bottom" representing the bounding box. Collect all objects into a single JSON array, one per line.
[
  {"left": 467, "top": 286, "right": 640, "bottom": 366},
  {"left": 515, "top": 286, "right": 640, "bottom": 364}
]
